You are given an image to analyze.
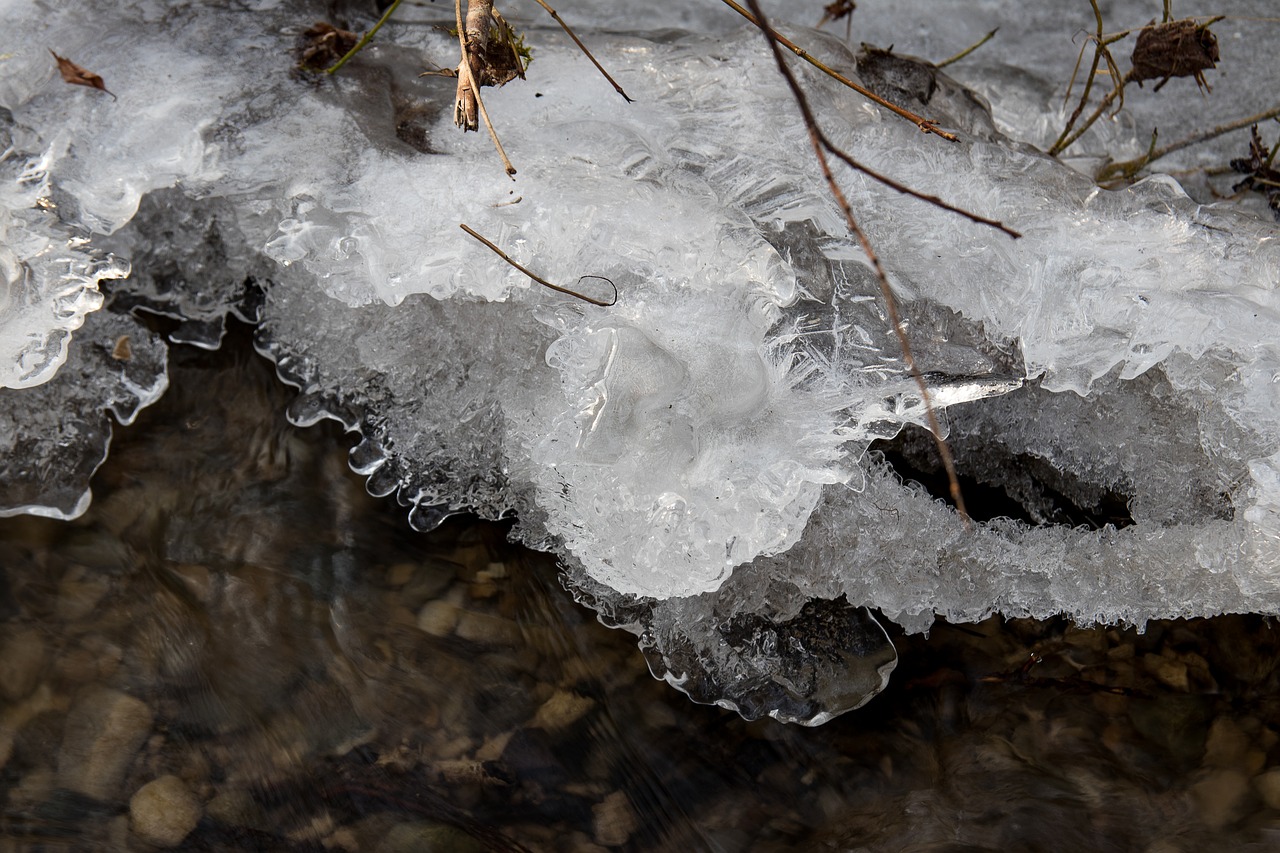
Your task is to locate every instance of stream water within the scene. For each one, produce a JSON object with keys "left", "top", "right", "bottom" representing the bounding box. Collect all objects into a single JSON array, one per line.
[{"left": 3, "top": 324, "right": 1280, "bottom": 852}]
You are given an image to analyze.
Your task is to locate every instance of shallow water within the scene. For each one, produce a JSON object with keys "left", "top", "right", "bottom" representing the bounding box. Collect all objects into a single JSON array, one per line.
[{"left": 3, "top": 326, "right": 1280, "bottom": 852}]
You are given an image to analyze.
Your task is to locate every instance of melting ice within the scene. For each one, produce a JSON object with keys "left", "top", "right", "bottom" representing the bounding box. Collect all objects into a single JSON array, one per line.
[{"left": 1, "top": 0, "right": 1278, "bottom": 722}]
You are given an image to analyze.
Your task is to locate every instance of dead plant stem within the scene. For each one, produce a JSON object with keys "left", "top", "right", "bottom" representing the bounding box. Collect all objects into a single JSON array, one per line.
[
  {"left": 937, "top": 28, "right": 999, "bottom": 68},
  {"left": 326, "top": 0, "right": 405, "bottom": 74},
  {"left": 455, "top": 0, "right": 516, "bottom": 177},
  {"left": 1099, "top": 104, "right": 1280, "bottom": 182},
  {"left": 528, "top": 0, "right": 633, "bottom": 102},
  {"left": 459, "top": 224, "right": 617, "bottom": 306}
]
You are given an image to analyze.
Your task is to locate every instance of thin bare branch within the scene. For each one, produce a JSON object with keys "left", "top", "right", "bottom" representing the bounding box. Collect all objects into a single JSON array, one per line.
[
  {"left": 1098, "top": 104, "right": 1280, "bottom": 183},
  {"left": 1051, "top": 0, "right": 1117, "bottom": 155},
  {"left": 719, "top": 0, "right": 958, "bottom": 142},
  {"left": 828, "top": 146, "right": 1022, "bottom": 238},
  {"left": 937, "top": 28, "right": 999, "bottom": 68},
  {"left": 528, "top": 0, "right": 633, "bottom": 102},
  {"left": 459, "top": 224, "right": 617, "bottom": 306},
  {"left": 742, "top": 0, "right": 974, "bottom": 526}
]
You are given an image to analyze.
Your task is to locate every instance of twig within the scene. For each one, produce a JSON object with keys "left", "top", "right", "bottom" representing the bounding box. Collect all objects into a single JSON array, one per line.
[
  {"left": 743, "top": 0, "right": 977, "bottom": 526},
  {"left": 1097, "top": 104, "right": 1280, "bottom": 183},
  {"left": 455, "top": 0, "right": 516, "bottom": 177},
  {"left": 1050, "top": 0, "right": 1130, "bottom": 156},
  {"left": 830, "top": 147, "right": 1022, "bottom": 238},
  {"left": 326, "top": 0, "right": 404, "bottom": 74},
  {"left": 1051, "top": 69, "right": 1129, "bottom": 157},
  {"left": 459, "top": 224, "right": 617, "bottom": 306},
  {"left": 937, "top": 28, "right": 999, "bottom": 68},
  {"left": 528, "top": 0, "right": 633, "bottom": 102},
  {"left": 719, "top": 0, "right": 958, "bottom": 142}
]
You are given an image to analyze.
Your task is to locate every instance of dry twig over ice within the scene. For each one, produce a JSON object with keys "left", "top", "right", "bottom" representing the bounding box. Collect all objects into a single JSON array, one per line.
[{"left": 739, "top": 0, "right": 1023, "bottom": 524}]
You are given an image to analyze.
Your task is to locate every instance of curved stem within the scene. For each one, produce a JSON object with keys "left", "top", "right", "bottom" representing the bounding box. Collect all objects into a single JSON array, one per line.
[{"left": 326, "top": 0, "right": 405, "bottom": 75}]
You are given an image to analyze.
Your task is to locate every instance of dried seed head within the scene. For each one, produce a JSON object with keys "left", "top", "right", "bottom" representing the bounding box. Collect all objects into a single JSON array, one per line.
[{"left": 1129, "top": 19, "right": 1219, "bottom": 92}]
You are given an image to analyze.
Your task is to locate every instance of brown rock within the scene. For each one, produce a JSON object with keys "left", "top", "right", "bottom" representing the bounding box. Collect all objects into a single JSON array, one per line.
[
  {"left": 592, "top": 790, "right": 638, "bottom": 847},
  {"left": 55, "top": 565, "right": 112, "bottom": 622},
  {"left": 57, "top": 687, "right": 153, "bottom": 800},
  {"left": 1190, "top": 768, "right": 1252, "bottom": 829},
  {"left": 416, "top": 601, "right": 459, "bottom": 638},
  {"left": 130, "top": 775, "right": 202, "bottom": 847},
  {"left": 531, "top": 690, "right": 595, "bottom": 731},
  {"left": 1254, "top": 767, "right": 1280, "bottom": 811},
  {"left": 1203, "top": 717, "right": 1250, "bottom": 768},
  {"left": 1143, "top": 653, "right": 1189, "bottom": 692},
  {"left": 0, "top": 626, "right": 47, "bottom": 701}
]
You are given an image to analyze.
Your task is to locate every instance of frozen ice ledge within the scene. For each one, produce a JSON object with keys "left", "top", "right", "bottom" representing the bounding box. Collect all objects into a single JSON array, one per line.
[{"left": 1, "top": 0, "right": 1278, "bottom": 723}]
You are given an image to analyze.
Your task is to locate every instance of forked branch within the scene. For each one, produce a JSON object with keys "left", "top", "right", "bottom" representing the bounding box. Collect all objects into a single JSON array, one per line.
[{"left": 741, "top": 0, "right": 1006, "bottom": 525}]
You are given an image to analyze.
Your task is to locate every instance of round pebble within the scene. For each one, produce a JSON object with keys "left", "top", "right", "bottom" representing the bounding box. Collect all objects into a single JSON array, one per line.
[{"left": 130, "top": 774, "right": 202, "bottom": 847}]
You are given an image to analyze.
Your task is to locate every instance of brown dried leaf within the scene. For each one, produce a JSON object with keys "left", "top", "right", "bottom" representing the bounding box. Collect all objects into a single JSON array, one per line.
[
  {"left": 111, "top": 336, "right": 132, "bottom": 362},
  {"left": 299, "top": 22, "right": 359, "bottom": 69},
  {"left": 49, "top": 50, "right": 115, "bottom": 100},
  {"left": 819, "top": 0, "right": 856, "bottom": 28},
  {"left": 1129, "top": 19, "right": 1219, "bottom": 92}
]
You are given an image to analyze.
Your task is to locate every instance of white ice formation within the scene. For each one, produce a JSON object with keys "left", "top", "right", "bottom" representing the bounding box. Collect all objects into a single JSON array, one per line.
[{"left": 1, "top": 0, "right": 1278, "bottom": 722}]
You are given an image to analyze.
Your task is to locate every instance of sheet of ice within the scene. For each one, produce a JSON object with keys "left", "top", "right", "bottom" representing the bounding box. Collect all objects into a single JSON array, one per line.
[
  {"left": 0, "top": 112, "right": 128, "bottom": 389},
  {"left": 0, "top": 308, "right": 167, "bottom": 518},
  {"left": 1, "top": 0, "right": 1279, "bottom": 723}
]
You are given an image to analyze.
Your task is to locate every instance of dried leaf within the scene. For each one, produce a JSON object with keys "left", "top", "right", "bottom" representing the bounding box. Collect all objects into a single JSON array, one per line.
[
  {"left": 111, "top": 336, "right": 132, "bottom": 362},
  {"left": 49, "top": 50, "right": 115, "bottom": 100},
  {"left": 299, "top": 22, "right": 359, "bottom": 69},
  {"left": 819, "top": 0, "right": 856, "bottom": 28},
  {"left": 1129, "top": 19, "right": 1219, "bottom": 92}
]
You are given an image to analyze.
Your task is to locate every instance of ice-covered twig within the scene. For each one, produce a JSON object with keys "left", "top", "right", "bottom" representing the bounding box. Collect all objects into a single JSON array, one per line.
[
  {"left": 719, "top": 0, "right": 958, "bottom": 142},
  {"left": 742, "top": 0, "right": 975, "bottom": 524},
  {"left": 459, "top": 224, "right": 617, "bottom": 306}
]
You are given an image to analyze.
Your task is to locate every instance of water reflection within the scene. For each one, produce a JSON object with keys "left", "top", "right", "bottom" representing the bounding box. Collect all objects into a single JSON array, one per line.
[{"left": 3, "top": 328, "right": 1280, "bottom": 851}]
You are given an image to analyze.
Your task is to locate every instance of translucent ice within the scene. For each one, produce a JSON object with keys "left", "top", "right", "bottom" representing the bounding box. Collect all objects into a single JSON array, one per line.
[
  {"left": 2, "top": 0, "right": 1279, "bottom": 722},
  {"left": 0, "top": 308, "right": 167, "bottom": 518}
]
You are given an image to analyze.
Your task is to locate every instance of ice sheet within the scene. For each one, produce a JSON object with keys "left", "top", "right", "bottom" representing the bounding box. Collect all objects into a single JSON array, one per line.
[{"left": 2, "top": 0, "right": 1278, "bottom": 723}]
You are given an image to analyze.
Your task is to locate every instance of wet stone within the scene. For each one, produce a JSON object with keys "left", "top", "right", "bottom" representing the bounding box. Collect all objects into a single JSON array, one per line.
[
  {"left": 1191, "top": 768, "right": 1252, "bottom": 829},
  {"left": 531, "top": 689, "right": 596, "bottom": 732},
  {"left": 375, "top": 821, "right": 488, "bottom": 853},
  {"left": 416, "top": 600, "right": 458, "bottom": 637},
  {"left": 129, "top": 774, "right": 202, "bottom": 847},
  {"left": 205, "top": 786, "right": 266, "bottom": 829},
  {"left": 453, "top": 609, "right": 522, "bottom": 646},
  {"left": 1203, "top": 716, "right": 1251, "bottom": 769},
  {"left": 0, "top": 624, "right": 47, "bottom": 701},
  {"left": 57, "top": 687, "right": 154, "bottom": 800},
  {"left": 1256, "top": 768, "right": 1280, "bottom": 810},
  {"left": 55, "top": 565, "right": 112, "bottom": 622},
  {"left": 592, "top": 790, "right": 639, "bottom": 848}
]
